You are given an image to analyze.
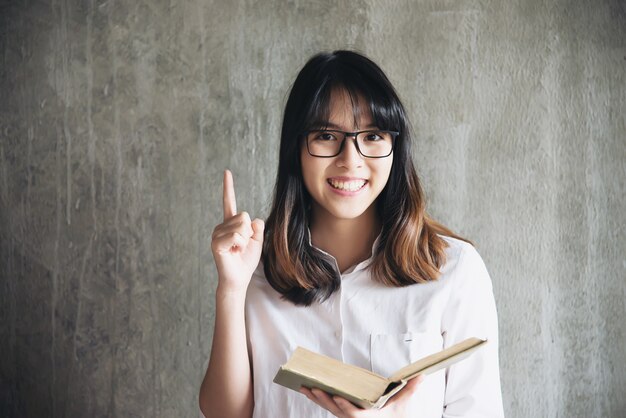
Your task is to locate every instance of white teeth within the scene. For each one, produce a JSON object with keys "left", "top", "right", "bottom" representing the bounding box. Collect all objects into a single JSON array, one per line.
[{"left": 328, "top": 179, "right": 366, "bottom": 192}]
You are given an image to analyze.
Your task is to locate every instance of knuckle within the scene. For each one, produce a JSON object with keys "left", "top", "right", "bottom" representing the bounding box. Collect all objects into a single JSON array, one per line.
[
  {"left": 234, "top": 231, "right": 247, "bottom": 242},
  {"left": 233, "top": 212, "right": 245, "bottom": 223},
  {"left": 235, "top": 222, "right": 252, "bottom": 235}
]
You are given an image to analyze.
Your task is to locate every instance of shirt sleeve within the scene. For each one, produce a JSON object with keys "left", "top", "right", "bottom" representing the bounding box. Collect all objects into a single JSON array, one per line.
[{"left": 440, "top": 244, "right": 504, "bottom": 417}]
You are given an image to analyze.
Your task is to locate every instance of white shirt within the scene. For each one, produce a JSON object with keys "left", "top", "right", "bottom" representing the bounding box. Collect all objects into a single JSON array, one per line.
[{"left": 243, "top": 234, "right": 504, "bottom": 418}]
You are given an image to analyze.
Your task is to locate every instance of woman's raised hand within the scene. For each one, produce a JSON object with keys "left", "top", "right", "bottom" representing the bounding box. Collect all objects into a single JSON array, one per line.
[{"left": 211, "top": 170, "right": 265, "bottom": 293}]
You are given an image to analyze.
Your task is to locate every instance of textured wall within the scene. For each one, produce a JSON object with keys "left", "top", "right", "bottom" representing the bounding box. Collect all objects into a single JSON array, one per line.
[{"left": 1, "top": 0, "right": 625, "bottom": 417}]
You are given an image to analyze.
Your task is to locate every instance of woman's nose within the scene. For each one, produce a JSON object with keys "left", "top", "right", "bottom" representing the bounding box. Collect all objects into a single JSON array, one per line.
[{"left": 335, "top": 137, "right": 364, "bottom": 167}]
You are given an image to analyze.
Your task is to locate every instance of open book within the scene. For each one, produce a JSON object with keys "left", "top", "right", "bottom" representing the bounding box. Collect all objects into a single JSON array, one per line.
[{"left": 273, "top": 337, "right": 486, "bottom": 409}]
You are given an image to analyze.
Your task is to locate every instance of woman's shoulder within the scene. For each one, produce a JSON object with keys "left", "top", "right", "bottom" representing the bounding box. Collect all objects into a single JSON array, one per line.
[
  {"left": 438, "top": 235, "right": 490, "bottom": 283},
  {"left": 440, "top": 234, "right": 471, "bottom": 258}
]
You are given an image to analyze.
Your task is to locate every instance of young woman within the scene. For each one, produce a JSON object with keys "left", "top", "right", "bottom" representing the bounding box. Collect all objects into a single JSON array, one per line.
[{"left": 199, "top": 50, "right": 504, "bottom": 418}]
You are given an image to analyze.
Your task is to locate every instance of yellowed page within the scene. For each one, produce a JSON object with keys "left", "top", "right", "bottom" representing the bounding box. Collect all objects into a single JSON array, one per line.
[{"left": 389, "top": 337, "right": 486, "bottom": 382}]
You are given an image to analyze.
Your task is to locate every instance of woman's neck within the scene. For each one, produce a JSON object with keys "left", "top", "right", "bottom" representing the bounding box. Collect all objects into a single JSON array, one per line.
[{"left": 309, "top": 205, "right": 381, "bottom": 274}]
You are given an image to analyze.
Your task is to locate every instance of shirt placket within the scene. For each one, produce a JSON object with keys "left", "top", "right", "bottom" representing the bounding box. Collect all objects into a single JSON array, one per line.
[{"left": 333, "top": 274, "right": 345, "bottom": 362}]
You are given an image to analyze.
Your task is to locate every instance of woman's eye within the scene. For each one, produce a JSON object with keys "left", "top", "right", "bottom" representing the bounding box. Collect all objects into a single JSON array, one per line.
[
  {"left": 364, "top": 132, "right": 383, "bottom": 141},
  {"left": 316, "top": 132, "right": 337, "bottom": 141}
]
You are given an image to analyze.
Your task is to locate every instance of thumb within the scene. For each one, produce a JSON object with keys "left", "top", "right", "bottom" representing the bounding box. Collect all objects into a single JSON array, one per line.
[
  {"left": 405, "top": 375, "right": 423, "bottom": 393},
  {"left": 250, "top": 219, "right": 265, "bottom": 243}
]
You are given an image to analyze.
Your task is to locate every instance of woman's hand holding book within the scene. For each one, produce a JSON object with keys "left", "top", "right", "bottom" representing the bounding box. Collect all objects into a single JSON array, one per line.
[{"left": 300, "top": 376, "right": 424, "bottom": 418}]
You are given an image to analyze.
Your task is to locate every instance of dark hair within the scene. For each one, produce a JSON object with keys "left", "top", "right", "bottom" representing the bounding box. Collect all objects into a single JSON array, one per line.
[{"left": 262, "top": 50, "right": 467, "bottom": 306}]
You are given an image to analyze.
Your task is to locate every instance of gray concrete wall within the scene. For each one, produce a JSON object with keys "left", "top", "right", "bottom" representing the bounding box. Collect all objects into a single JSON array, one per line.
[{"left": 1, "top": 0, "right": 624, "bottom": 417}]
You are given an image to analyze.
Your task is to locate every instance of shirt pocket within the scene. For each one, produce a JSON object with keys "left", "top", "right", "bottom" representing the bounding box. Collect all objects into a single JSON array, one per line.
[{"left": 369, "top": 331, "right": 444, "bottom": 377}]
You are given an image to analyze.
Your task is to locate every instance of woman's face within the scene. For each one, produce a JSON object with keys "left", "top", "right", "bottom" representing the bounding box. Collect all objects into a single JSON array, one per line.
[{"left": 300, "top": 88, "right": 394, "bottom": 224}]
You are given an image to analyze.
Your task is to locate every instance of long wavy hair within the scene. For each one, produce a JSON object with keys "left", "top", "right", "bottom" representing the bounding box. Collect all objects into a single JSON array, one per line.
[{"left": 262, "top": 50, "right": 468, "bottom": 306}]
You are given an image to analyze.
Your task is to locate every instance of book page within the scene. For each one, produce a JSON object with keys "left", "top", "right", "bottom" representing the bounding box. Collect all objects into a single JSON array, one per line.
[{"left": 389, "top": 338, "right": 487, "bottom": 382}]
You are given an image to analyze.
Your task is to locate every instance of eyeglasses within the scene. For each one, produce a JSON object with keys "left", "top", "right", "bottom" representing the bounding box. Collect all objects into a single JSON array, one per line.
[{"left": 304, "top": 129, "right": 398, "bottom": 158}]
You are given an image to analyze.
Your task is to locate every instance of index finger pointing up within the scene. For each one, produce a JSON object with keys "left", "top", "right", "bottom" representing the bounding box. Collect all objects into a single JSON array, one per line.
[{"left": 223, "top": 169, "right": 237, "bottom": 220}]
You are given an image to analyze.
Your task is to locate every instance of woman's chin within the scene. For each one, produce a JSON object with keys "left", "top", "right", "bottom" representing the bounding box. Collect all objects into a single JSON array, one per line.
[{"left": 323, "top": 203, "right": 376, "bottom": 222}]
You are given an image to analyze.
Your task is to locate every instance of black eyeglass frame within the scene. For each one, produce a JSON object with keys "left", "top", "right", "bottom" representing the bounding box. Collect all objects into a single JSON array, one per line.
[{"left": 303, "top": 129, "right": 400, "bottom": 158}]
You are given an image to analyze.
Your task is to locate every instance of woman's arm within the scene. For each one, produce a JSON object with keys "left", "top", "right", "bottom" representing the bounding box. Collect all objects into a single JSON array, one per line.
[
  {"left": 199, "top": 170, "right": 264, "bottom": 418},
  {"left": 199, "top": 286, "right": 252, "bottom": 418}
]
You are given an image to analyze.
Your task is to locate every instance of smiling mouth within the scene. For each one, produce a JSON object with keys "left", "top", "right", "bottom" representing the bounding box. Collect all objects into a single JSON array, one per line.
[{"left": 327, "top": 179, "right": 368, "bottom": 192}]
